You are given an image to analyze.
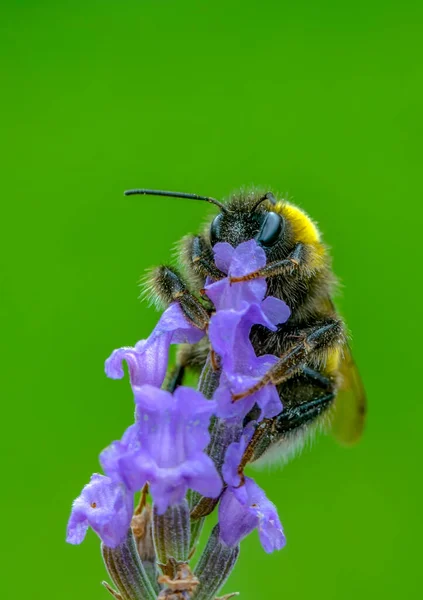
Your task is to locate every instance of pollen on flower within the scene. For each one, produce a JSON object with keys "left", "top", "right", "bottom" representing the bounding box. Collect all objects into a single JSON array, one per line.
[{"left": 91, "top": 502, "right": 97, "bottom": 508}]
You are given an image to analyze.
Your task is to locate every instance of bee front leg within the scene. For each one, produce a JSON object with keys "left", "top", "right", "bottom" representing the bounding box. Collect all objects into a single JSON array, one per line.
[
  {"left": 147, "top": 265, "right": 210, "bottom": 330},
  {"left": 164, "top": 364, "right": 186, "bottom": 393},
  {"left": 148, "top": 267, "right": 212, "bottom": 392},
  {"left": 232, "top": 318, "right": 344, "bottom": 401},
  {"left": 183, "top": 234, "right": 226, "bottom": 281}
]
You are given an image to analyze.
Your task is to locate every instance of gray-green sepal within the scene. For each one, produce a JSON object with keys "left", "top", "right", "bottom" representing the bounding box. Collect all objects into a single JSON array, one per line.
[
  {"left": 102, "top": 529, "right": 156, "bottom": 600},
  {"left": 153, "top": 499, "right": 190, "bottom": 565},
  {"left": 192, "top": 525, "right": 240, "bottom": 600}
]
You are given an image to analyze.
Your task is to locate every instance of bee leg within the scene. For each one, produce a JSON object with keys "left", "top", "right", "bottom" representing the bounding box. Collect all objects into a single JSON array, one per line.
[
  {"left": 164, "top": 338, "right": 211, "bottom": 392},
  {"left": 241, "top": 368, "right": 336, "bottom": 466},
  {"left": 164, "top": 364, "right": 186, "bottom": 392},
  {"left": 177, "top": 337, "right": 211, "bottom": 370},
  {"left": 184, "top": 235, "right": 226, "bottom": 281},
  {"left": 230, "top": 243, "right": 306, "bottom": 282},
  {"left": 232, "top": 318, "right": 344, "bottom": 401},
  {"left": 148, "top": 265, "right": 210, "bottom": 329}
]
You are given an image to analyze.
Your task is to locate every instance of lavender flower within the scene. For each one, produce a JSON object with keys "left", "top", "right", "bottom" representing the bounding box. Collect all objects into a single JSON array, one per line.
[
  {"left": 105, "top": 302, "right": 205, "bottom": 389},
  {"left": 205, "top": 240, "right": 290, "bottom": 421},
  {"left": 100, "top": 385, "right": 222, "bottom": 514},
  {"left": 66, "top": 474, "right": 133, "bottom": 548},
  {"left": 68, "top": 234, "right": 290, "bottom": 598},
  {"left": 218, "top": 430, "right": 286, "bottom": 553}
]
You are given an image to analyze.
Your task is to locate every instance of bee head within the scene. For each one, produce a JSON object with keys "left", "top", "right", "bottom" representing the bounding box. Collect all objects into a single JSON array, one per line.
[
  {"left": 209, "top": 191, "right": 286, "bottom": 253},
  {"left": 124, "top": 188, "right": 287, "bottom": 255}
]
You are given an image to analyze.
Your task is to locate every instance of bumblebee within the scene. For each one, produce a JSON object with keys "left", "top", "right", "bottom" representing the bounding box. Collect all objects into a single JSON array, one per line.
[{"left": 125, "top": 187, "right": 366, "bottom": 469}]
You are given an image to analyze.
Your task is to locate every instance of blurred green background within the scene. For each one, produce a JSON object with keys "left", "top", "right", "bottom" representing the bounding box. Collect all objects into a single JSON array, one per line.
[{"left": 1, "top": 1, "right": 422, "bottom": 598}]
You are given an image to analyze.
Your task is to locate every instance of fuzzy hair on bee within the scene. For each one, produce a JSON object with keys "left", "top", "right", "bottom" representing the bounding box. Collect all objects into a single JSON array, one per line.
[{"left": 127, "top": 186, "right": 366, "bottom": 468}]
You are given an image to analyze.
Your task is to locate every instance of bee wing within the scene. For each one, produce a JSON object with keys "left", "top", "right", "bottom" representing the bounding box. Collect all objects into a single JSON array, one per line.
[{"left": 332, "top": 344, "right": 367, "bottom": 445}]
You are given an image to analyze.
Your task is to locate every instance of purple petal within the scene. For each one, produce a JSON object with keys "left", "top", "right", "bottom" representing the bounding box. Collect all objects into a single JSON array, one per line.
[
  {"left": 222, "top": 438, "right": 246, "bottom": 488},
  {"left": 259, "top": 512, "right": 287, "bottom": 553},
  {"left": 206, "top": 239, "right": 271, "bottom": 311},
  {"left": 151, "top": 302, "right": 205, "bottom": 345},
  {"left": 99, "top": 424, "right": 140, "bottom": 483},
  {"left": 213, "top": 242, "right": 235, "bottom": 274},
  {"left": 149, "top": 454, "right": 222, "bottom": 515},
  {"left": 205, "top": 277, "right": 266, "bottom": 312},
  {"left": 117, "top": 450, "right": 156, "bottom": 492},
  {"left": 134, "top": 385, "right": 216, "bottom": 464},
  {"left": 105, "top": 303, "right": 205, "bottom": 389},
  {"left": 173, "top": 386, "right": 217, "bottom": 454},
  {"left": 228, "top": 240, "right": 266, "bottom": 278},
  {"left": 66, "top": 507, "right": 89, "bottom": 545},
  {"left": 212, "top": 240, "right": 266, "bottom": 279},
  {"left": 208, "top": 305, "right": 273, "bottom": 374},
  {"left": 182, "top": 453, "right": 223, "bottom": 499},
  {"left": 222, "top": 424, "right": 256, "bottom": 487},
  {"left": 218, "top": 477, "right": 286, "bottom": 553},
  {"left": 134, "top": 386, "right": 184, "bottom": 469},
  {"left": 239, "top": 478, "right": 286, "bottom": 553},
  {"left": 134, "top": 384, "right": 175, "bottom": 416},
  {"left": 66, "top": 474, "right": 132, "bottom": 548},
  {"left": 261, "top": 296, "right": 291, "bottom": 326},
  {"left": 208, "top": 309, "right": 247, "bottom": 371},
  {"left": 105, "top": 336, "right": 171, "bottom": 389},
  {"left": 101, "top": 385, "right": 220, "bottom": 515},
  {"left": 214, "top": 365, "right": 282, "bottom": 423},
  {"left": 149, "top": 477, "right": 188, "bottom": 515},
  {"left": 214, "top": 374, "right": 257, "bottom": 422},
  {"left": 254, "top": 383, "right": 283, "bottom": 420},
  {"left": 209, "top": 300, "right": 283, "bottom": 377},
  {"left": 218, "top": 486, "right": 258, "bottom": 547}
]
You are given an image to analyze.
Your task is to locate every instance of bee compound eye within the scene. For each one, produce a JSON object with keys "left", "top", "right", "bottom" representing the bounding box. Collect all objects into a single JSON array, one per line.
[
  {"left": 210, "top": 213, "right": 223, "bottom": 245},
  {"left": 257, "top": 212, "right": 284, "bottom": 247}
]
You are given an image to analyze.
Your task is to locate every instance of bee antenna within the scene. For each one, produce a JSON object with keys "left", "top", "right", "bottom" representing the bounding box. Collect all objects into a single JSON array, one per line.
[
  {"left": 124, "top": 188, "right": 229, "bottom": 213},
  {"left": 251, "top": 192, "right": 278, "bottom": 212}
]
